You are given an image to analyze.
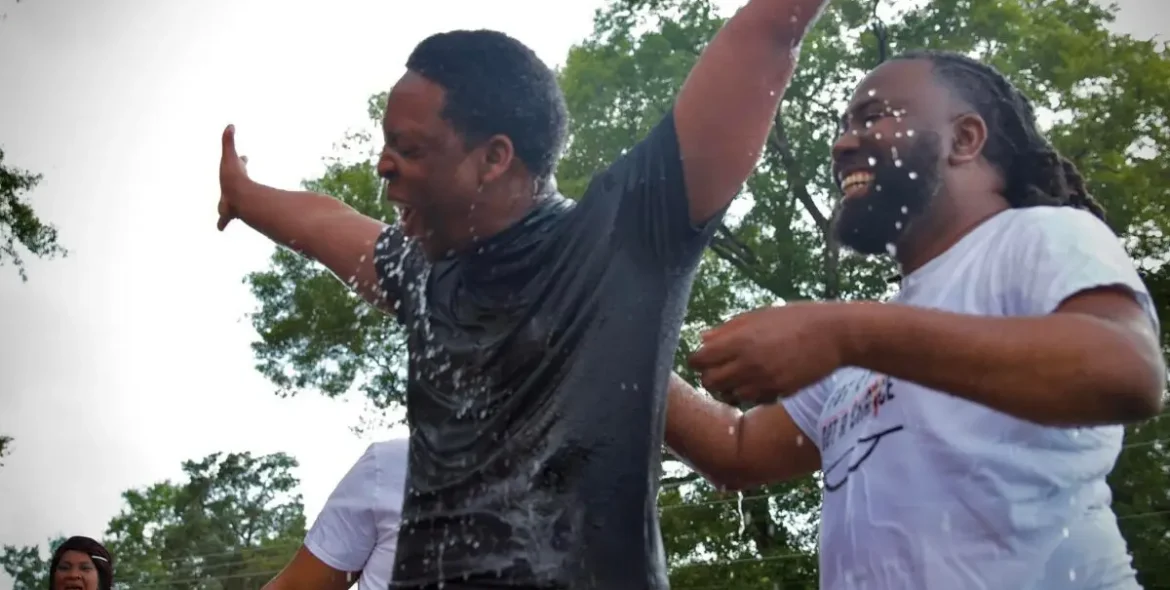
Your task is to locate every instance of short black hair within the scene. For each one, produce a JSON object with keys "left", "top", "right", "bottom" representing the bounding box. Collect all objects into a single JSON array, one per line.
[
  {"left": 896, "top": 50, "right": 1106, "bottom": 221},
  {"left": 406, "top": 30, "right": 569, "bottom": 186}
]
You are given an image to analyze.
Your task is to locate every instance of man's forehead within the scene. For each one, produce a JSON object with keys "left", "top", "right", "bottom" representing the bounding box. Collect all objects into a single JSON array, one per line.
[{"left": 846, "top": 58, "right": 940, "bottom": 108}]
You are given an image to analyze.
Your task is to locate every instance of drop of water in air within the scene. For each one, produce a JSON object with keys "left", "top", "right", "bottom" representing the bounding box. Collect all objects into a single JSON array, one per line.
[
  {"left": 894, "top": 221, "right": 902, "bottom": 230},
  {"left": 894, "top": 159, "right": 903, "bottom": 168},
  {"left": 867, "top": 89, "right": 876, "bottom": 97},
  {"left": 906, "top": 129, "right": 915, "bottom": 137},
  {"left": 1069, "top": 569, "right": 1077, "bottom": 581},
  {"left": 795, "top": 434, "right": 804, "bottom": 446},
  {"left": 1062, "top": 527, "right": 1070, "bottom": 538},
  {"left": 908, "top": 171, "right": 918, "bottom": 179},
  {"left": 895, "top": 131, "right": 903, "bottom": 138},
  {"left": 875, "top": 185, "right": 883, "bottom": 192},
  {"left": 865, "top": 120, "right": 874, "bottom": 129},
  {"left": 900, "top": 206, "right": 908, "bottom": 214},
  {"left": 874, "top": 132, "right": 882, "bottom": 140},
  {"left": 885, "top": 243, "right": 897, "bottom": 256},
  {"left": 728, "top": 425, "right": 736, "bottom": 436},
  {"left": 867, "top": 157, "right": 877, "bottom": 166}
]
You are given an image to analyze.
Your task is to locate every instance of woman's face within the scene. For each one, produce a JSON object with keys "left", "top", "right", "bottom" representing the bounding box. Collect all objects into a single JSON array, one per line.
[{"left": 53, "top": 550, "right": 99, "bottom": 590}]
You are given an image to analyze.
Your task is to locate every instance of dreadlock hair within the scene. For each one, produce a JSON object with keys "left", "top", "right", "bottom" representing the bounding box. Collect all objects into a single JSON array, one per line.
[{"left": 894, "top": 50, "right": 1106, "bottom": 221}]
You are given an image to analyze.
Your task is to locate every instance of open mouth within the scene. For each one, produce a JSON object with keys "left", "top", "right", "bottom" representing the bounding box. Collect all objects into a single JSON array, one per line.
[
  {"left": 393, "top": 203, "right": 423, "bottom": 239},
  {"left": 839, "top": 170, "right": 875, "bottom": 199}
]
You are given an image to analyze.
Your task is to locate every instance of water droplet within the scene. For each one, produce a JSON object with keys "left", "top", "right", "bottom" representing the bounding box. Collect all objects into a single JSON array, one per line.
[
  {"left": 728, "top": 425, "right": 735, "bottom": 435},
  {"left": 867, "top": 89, "right": 876, "bottom": 97},
  {"left": 875, "top": 185, "right": 882, "bottom": 192},
  {"left": 865, "top": 120, "right": 874, "bottom": 129},
  {"left": 900, "top": 206, "right": 908, "bottom": 214},
  {"left": 1062, "top": 527, "right": 1070, "bottom": 538},
  {"left": 850, "top": 130, "right": 858, "bottom": 136},
  {"left": 795, "top": 434, "right": 804, "bottom": 446},
  {"left": 867, "top": 157, "right": 877, "bottom": 166},
  {"left": 906, "top": 129, "right": 915, "bottom": 137},
  {"left": 1069, "top": 569, "right": 1077, "bottom": 581},
  {"left": 769, "top": 90, "right": 776, "bottom": 96},
  {"left": 894, "top": 159, "right": 903, "bottom": 167},
  {"left": 885, "top": 243, "right": 897, "bottom": 256},
  {"left": 874, "top": 132, "right": 882, "bottom": 140},
  {"left": 908, "top": 171, "right": 918, "bottom": 179},
  {"left": 895, "top": 131, "right": 903, "bottom": 138},
  {"left": 894, "top": 221, "right": 902, "bottom": 229}
]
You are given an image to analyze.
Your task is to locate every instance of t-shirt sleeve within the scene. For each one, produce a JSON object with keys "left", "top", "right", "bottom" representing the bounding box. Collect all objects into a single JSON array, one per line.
[
  {"left": 372, "top": 224, "right": 425, "bottom": 323},
  {"left": 1005, "top": 207, "right": 1159, "bottom": 332},
  {"left": 582, "top": 110, "right": 723, "bottom": 268},
  {"left": 303, "top": 444, "right": 379, "bottom": 573},
  {"left": 780, "top": 379, "right": 832, "bottom": 451}
]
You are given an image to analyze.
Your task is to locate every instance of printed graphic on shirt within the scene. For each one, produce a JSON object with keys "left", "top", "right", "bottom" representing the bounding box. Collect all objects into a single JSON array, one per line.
[{"left": 818, "top": 371, "right": 904, "bottom": 493}]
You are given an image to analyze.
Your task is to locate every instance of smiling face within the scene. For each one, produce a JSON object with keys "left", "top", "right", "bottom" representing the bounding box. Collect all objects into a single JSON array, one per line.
[
  {"left": 830, "top": 59, "right": 951, "bottom": 255},
  {"left": 53, "top": 550, "right": 99, "bottom": 590}
]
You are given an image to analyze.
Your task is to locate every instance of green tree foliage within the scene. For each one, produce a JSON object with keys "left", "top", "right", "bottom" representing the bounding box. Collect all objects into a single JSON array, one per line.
[
  {"left": 106, "top": 451, "right": 305, "bottom": 589},
  {"left": 0, "top": 537, "right": 64, "bottom": 590},
  {"left": 0, "top": 434, "right": 12, "bottom": 466},
  {"left": 0, "top": 148, "right": 66, "bottom": 281},
  {"left": 0, "top": 452, "right": 305, "bottom": 590},
  {"left": 241, "top": 0, "right": 1170, "bottom": 586}
]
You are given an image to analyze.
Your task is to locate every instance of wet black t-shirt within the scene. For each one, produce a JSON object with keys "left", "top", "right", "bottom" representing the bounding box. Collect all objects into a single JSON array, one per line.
[{"left": 374, "top": 112, "right": 719, "bottom": 590}]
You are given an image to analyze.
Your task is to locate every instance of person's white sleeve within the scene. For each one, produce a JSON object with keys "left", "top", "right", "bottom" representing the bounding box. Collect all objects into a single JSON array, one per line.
[
  {"left": 781, "top": 379, "right": 832, "bottom": 451},
  {"left": 304, "top": 444, "right": 379, "bottom": 573},
  {"left": 1004, "top": 207, "right": 1159, "bottom": 332}
]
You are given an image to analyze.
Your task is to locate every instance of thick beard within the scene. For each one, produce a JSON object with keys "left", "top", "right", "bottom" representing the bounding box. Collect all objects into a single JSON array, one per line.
[{"left": 832, "top": 132, "right": 943, "bottom": 256}]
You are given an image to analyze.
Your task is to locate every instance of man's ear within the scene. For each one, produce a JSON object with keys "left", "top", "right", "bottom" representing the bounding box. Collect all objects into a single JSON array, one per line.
[
  {"left": 478, "top": 134, "right": 515, "bottom": 185},
  {"left": 948, "top": 112, "right": 987, "bottom": 166}
]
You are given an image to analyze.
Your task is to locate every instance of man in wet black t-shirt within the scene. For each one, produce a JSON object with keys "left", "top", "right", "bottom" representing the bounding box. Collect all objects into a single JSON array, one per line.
[{"left": 215, "top": 5, "right": 831, "bottom": 588}]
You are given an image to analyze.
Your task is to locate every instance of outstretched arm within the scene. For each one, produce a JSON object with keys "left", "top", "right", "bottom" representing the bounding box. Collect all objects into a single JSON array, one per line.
[
  {"left": 675, "top": 0, "right": 829, "bottom": 224},
  {"left": 665, "top": 373, "right": 821, "bottom": 490},
  {"left": 218, "top": 125, "right": 397, "bottom": 313}
]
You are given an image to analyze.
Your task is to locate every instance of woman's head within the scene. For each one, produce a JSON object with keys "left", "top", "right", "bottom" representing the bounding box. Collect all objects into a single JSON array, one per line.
[{"left": 49, "top": 537, "right": 113, "bottom": 590}]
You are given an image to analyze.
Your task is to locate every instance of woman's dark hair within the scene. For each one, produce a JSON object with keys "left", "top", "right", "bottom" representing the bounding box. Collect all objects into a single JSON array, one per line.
[
  {"left": 896, "top": 50, "right": 1106, "bottom": 221},
  {"left": 49, "top": 536, "right": 113, "bottom": 590}
]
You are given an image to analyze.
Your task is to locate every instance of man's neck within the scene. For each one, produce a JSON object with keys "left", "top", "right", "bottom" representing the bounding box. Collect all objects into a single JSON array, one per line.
[{"left": 895, "top": 192, "right": 1009, "bottom": 276}]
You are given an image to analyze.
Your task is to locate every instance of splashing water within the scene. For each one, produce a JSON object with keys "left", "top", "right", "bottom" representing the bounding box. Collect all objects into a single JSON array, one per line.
[{"left": 736, "top": 492, "right": 747, "bottom": 535}]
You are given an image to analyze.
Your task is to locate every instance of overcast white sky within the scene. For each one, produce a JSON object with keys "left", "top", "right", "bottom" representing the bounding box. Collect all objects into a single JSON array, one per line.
[{"left": 0, "top": 0, "right": 1164, "bottom": 587}]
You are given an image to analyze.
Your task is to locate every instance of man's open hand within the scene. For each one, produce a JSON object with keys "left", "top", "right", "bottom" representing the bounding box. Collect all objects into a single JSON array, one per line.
[{"left": 217, "top": 124, "right": 250, "bottom": 231}]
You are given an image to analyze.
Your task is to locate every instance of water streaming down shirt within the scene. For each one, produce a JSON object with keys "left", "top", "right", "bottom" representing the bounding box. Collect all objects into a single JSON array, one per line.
[{"left": 372, "top": 112, "right": 720, "bottom": 590}]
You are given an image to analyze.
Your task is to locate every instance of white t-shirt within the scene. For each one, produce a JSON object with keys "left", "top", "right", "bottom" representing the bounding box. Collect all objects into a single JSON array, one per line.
[
  {"left": 782, "top": 207, "right": 1158, "bottom": 590},
  {"left": 304, "top": 439, "right": 409, "bottom": 590}
]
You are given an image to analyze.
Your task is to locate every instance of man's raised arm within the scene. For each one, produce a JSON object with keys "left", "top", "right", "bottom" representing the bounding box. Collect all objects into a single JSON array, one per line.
[
  {"left": 217, "top": 125, "right": 396, "bottom": 312},
  {"left": 675, "top": 0, "right": 830, "bottom": 224}
]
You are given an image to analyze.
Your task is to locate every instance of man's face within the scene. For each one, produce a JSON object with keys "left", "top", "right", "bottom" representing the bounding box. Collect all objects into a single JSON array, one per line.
[
  {"left": 378, "top": 71, "right": 482, "bottom": 260},
  {"left": 829, "top": 59, "right": 949, "bottom": 256}
]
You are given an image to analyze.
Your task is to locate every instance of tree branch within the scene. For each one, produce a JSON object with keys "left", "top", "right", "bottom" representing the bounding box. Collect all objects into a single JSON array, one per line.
[{"left": 767, "top": 122, "right": 829, "bottom": 234}]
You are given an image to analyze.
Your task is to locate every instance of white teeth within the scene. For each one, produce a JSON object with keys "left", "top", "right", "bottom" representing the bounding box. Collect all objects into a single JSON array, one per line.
[{"left": 840, "top": 172, "right": 874, "bottom": 193}]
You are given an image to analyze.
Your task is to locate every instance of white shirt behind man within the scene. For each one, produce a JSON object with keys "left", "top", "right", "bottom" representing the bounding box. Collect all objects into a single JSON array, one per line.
[{"left": 265, "top": 438, "right": 408, "bottom": 590}]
